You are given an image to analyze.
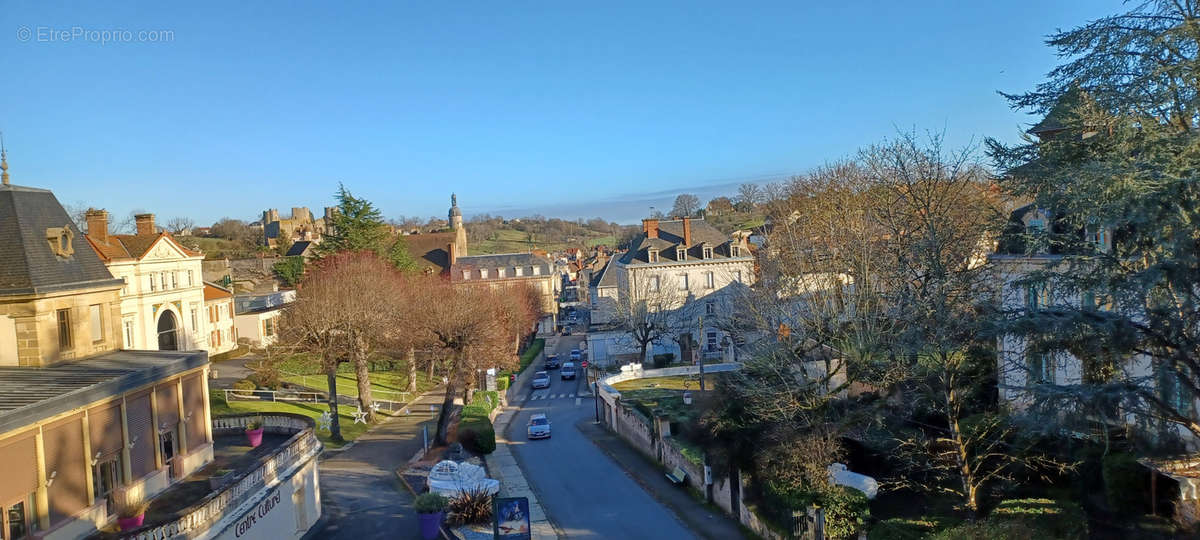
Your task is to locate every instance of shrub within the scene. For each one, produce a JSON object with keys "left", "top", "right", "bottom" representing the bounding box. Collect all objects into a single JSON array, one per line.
[
  {"left": 458, "top": 422, "right": 496, "bottom": 454},
  {"left": 414, "top": 492, "right": 448, "bottom": 514},
  {"left": 447, "top": 487, "right": 494, "bottom": 525},
  {"left": 930, "top": 498, "right": 1086, "bottom": 540},
  {"left": 518, "top": 339, "right": 545, "bottom": 372},
  {"left": 1102, "top": 452, "right": 1147, "bottom": 514},
  {"left": 232, "top": 379, "right": 256, "bottom": 396},
  {"left": 821, "top": 485, "right": 871, "bottom": 539},
  {"left": 652, "top": 353, "right": 675, "bottom": 368},
  {"left": 869, "top": 518, "right": 943, "bottom": 540}
]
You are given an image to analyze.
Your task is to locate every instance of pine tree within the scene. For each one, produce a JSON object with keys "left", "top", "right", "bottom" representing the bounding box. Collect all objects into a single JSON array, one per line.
[{"left": 314, "top": 183, "right": 391, "bottom": 257}]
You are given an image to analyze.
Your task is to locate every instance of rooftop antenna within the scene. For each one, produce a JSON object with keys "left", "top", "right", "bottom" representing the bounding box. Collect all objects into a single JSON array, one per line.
[{"left": 0, "top": 133, "right": 9, "bottom": 186}]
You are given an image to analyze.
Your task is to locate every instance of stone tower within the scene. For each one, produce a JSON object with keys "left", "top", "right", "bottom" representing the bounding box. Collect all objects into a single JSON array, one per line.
[{"left": 449, "top": 194, "right": 467, "bottom": 256}]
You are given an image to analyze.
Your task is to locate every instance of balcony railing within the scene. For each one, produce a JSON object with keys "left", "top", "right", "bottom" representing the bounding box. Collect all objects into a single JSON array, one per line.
[{"left": 121, "top": 414, "right": 321, "bottom": 540}]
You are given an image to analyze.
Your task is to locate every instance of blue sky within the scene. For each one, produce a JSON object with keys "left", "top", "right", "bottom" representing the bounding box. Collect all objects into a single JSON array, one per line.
[{"left": 2, "top": 1, "right": 1124, "bottom": 225}]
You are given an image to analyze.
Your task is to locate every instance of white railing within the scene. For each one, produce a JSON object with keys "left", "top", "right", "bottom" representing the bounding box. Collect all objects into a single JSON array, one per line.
[
  {"left": 278, "top": 370, "right": 414, "bottom": 403},
  {"left": 222, "top": 388, "right": 326, "bottom": 404},
  {"left": 123, "top": 415, "right": 321, "bottom": 540}
]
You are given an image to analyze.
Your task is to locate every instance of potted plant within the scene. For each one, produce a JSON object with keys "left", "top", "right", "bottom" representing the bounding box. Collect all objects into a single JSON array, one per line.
[
  {"left": 245, "top": 416, "right": 265, "bottom": 448},
  {"left": 414, "top": 492, "right": 448, "bottom": 540},
  {"left": 116, "top": 499, "right": 149, "bottom": 531}
]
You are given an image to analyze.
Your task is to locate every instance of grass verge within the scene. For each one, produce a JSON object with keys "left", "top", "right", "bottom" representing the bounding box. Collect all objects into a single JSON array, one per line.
[{"left": 208, "top": 389, "right": 371, "bottom": 448}]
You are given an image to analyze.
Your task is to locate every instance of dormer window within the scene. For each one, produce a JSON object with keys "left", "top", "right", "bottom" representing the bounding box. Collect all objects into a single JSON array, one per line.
[
  {"left": 462, "top": 270, "right": 471, "bottom": 280},
  {"left": 497, "top": 268, "right": 506, "bottom": 278},
  {"left": 46, "top": 226, "right": 75, "bottom": 258},
  {"left": 1086, "top": 222, "right": 1110, "bottom": 252},
  {"left": 480, "top": 268, "right": 489, "bottom": 279},
  {"left": 730, "top": 245, "right": 742, "bottom": 257},
  {"left": 515, "top": 266, "right": 524, "bottom": 277},
  {"left": 532, "top": 266, "right": 541, "bottom": 276},
  {"left": 702, "top": 244, "right": 713, "bottom": 259},
  {"left": 676, "top": 247, "right": 686, "bottom": 261},
  {"left": 648, "top": 249, "right": 659, "bottom": 263}
]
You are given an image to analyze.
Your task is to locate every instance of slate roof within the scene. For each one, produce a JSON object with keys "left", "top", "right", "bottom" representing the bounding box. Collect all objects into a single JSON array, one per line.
[
  {"left": 0, "top": 184, "right": 124, "bottom": 295},
  {"left": 85, "top": 231, "right": 201, "bottom": 262},
  {"left": 284, "top": 240, "right": 313, "bottom": 257},
  {"left": 591, "top": 256, "right": 618, "bottom": 289},
  {"left": 619, "top": 218, "right": 747, "bottom": 265},
  {"left": 398, "top": 231, "right": 456, "bottom": 273},
  {"left": 452, "top": 253, "right": 553, "bottom": 279},
  {"left": 0, "top": 349, "right": 208, "bottom": 435}
]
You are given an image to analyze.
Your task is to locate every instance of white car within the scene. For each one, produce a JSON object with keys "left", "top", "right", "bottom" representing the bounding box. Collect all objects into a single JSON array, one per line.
[
  {"left": 527, "top": 414, "right": 551, "bottom": 439},
  {"left": 531, "top": 371, "right": 551, "bottom": 389}
]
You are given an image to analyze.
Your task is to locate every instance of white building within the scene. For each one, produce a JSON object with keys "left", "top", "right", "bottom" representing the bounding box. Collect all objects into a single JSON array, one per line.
[
  {"left": 589, "top": 218, "right": 755, "bottom": 365},
  {"left": 589, "top": 256, "right": 619, "bottom": 325},
  {"left": 234, "top": 291, "right": 295, "bottom": 348},
  {"left": 84, "top": 211, "right": 210, "bottom": 352},
  {"left": 205, "top": 282, "right": 238, "bottom": 355}
]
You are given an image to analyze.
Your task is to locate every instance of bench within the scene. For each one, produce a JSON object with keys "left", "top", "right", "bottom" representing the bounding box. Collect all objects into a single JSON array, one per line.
[{"left": 665, "top": 466, "right": 688, "bottom": 486}]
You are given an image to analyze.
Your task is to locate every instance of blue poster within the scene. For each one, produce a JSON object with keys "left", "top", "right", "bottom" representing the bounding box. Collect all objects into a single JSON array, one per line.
[{"left": 493, "top": 496, "right": 532, "bottom": 540}]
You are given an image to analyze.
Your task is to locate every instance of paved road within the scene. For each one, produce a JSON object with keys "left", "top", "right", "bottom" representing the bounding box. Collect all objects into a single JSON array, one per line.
[
  {"left": 508, "top": 336, "right": 698, "bottom": 540},
  {"left": 306, "top": 388, "right": 444, "bottom": 540}
]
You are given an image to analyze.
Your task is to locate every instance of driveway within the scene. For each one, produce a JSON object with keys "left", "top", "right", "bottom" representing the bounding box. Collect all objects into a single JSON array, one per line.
[{"left": 508, "top": 336, "right": 698, "bottom": 540}]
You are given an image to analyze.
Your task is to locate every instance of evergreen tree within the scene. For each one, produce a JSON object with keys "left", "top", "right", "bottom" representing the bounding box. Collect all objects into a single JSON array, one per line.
[
  {"left": 988, "top": 0, "right": 1200, "bottom": 443},
  {"left": 314, "top": 183, "right": 391, "bottom": 257},
  {"left": 388, "top": 237, "right": 419, "bottom": 273}
]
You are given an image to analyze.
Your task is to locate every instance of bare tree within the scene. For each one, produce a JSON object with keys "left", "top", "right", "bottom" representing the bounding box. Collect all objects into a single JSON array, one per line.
[
  {"left": 613, "top": 273, "right": 685, "bottom": 365},
  {"left": 165, "top": 216, "right": 196, "bottom": 235},
  {"left": 736, "top": 182, "right": 763, "bottom": 208},
  {"left": 670, "top": 193, "right": 701, "bottom": 217},
  {"left": 279, "top": 251, "right": 403, "bottom": 425},
  {"left": 404, "top": 277, "right": 519, "bottom": 445}
]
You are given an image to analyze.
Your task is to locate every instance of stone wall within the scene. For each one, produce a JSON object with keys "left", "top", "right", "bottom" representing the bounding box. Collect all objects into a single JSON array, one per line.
[{"left": 202, "top": 258, "right": 282, "bottom": 294}]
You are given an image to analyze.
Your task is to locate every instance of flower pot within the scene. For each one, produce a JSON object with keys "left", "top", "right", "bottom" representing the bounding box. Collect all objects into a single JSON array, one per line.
[
  {"left": 418, "top": 511, "right": 444, "bottom": 540},
  {"left": 246, "top": 427, "right": 264, "bottom": 448},
  {"left": 117, "top": 514, "right": 145, "bottom": 531}
]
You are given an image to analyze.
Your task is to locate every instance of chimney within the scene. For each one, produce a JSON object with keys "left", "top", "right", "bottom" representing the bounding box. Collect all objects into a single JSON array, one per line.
[
  {"left": 448, "top": 242, "right": 457, "bottom": 267},
  {"left": 135, "top": 213, "right": 156, "bottom": 236},
  {"left": 85, "top": 209, "right": 109, "bottom": 243},
  {"left": 642, "top": 219, "right": 659, "bottom": 239},
  {"left": 682, "top": 217, "right": 692, "bottom": 246}
]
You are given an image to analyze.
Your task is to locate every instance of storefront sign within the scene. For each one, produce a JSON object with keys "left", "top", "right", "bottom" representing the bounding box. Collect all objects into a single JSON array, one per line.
[{"left": 234, "top": 490, "right": 282, "bottom": 538}]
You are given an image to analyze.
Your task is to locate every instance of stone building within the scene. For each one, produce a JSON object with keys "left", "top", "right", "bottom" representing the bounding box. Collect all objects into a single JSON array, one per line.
[
  {"left": 260, "top": 207, "right": 335, "bottom": 248},
  {"left": 0, "top": 163, "right": 214, "bottom": 539},
  {"left": 203, "top": 283, "right": 238, "bottom": 355},
  {"left": 83, "top": 211, "right": 214, "bottom": 354}
]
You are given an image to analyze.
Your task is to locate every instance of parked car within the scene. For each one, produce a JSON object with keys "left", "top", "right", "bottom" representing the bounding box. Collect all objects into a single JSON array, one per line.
[
  {"left": 560, "top": 362, "right": 577, "bottom": 380},
  {"left": 527, "top": 414, "right": 551, "bottom": 439},
  {"left": 532, "top": 371, "right": 551, "bottom": 389},
  {"left": 570, "top": 349, "right": 582, "bottom": 361},
  {"left": 544, "top": 354, "right": 560, "bottom": 369}
]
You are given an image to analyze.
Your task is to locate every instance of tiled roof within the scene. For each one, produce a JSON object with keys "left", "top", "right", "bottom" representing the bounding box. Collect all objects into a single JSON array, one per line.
[
  {"left": 85, "top": 232, "right": 202, "bottom": 263},
  {"left": 398, "top": 232, "right": 456, "bottom": 273},
  {"left": 0, "top": 184, "right": 124, "bottom": 295},
  {"left": 619, "top": 219, "right": 747, "bottom": 265},
  {"left": 204, "top": 282, "right": 233, "bottom": 301},
  {"left": 0, "top": 349, "right": 208, "bottom": 435}
]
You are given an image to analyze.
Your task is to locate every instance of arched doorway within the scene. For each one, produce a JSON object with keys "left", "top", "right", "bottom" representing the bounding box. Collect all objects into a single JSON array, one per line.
[{"left": 157, "top": 311, "right": 178, "bottom": 351}]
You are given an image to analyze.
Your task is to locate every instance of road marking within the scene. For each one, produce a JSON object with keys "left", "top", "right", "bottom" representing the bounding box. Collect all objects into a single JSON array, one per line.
[
  {"left": 568, "top": 393, "right": 575, "bottom": 398},
  {"left": 575, "top": 398, "right": 582, "bottom": 406}
]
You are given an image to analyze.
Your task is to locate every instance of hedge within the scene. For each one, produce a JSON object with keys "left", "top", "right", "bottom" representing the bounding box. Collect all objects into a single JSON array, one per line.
[
  {"left": 458, "top": 392, "right": 499, "bottom": 454},
  {"left": 1102, "top": 452, "right": 1146, "bottom": 514},
  {"left": 930, "top": 499, "right": 1086, "bottom": 540}
]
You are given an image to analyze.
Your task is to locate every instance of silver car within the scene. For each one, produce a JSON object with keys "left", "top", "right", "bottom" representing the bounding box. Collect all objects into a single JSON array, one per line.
[
  {"left": 527, "top": 413, "right": 551, "bottom": 439},
  {"left": 531, "top": 371, "right": 551, "bottom": 389}
]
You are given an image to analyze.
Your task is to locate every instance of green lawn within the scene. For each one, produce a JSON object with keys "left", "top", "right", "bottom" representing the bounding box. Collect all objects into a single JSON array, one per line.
[
  {"left": 611, "top": 374, "right": 716, "bottom": 391},
  {"left": 471, "top": 228, "right": 619, "bottom": 255},
  {"left": 273, "top": 352, "right": 439, "bottom": 402},
  {"left": 208, "top": 389, "right": 371, "bottom": 448}
]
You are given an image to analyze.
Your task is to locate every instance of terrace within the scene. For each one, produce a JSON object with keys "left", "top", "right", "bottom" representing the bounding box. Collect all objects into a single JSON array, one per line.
[{"left": 97, "top": 413, "right": 321, "bottom": 540}]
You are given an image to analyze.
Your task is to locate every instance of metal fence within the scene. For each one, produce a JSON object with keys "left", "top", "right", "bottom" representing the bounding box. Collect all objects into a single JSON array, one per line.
[{"left": 222, "top": 387, "right": 431, "bottom": 414}]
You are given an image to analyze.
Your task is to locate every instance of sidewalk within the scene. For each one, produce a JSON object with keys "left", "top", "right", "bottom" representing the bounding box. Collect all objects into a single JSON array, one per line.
[
  {"left": 577, "top": 420, "right": 746, "bottom": 540},
  {"left": 306, "top": 387, "right": 446, "bottom": 540},
  {"left": 485, "top": 406, "right": 559, "bottom": 540}
]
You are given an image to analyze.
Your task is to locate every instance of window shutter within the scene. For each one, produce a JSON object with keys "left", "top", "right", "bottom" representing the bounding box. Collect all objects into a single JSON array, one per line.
[
  {"left": 44, "top": 415, "right": 88, "bottom": 522},
  {"left": 125, "top": 392, "right": 156, "bottom": 478},
  {"left": 88, "top": 402, "right": 124, "bottom": 456},
  {"left": 0, "top": 432, "right": 37, "bottom": 506},
  {"left": 182, "top": 375, "right": 207, "bottom": 451},
  {"left": 156, "top": 383, "right": 180, "bottom": 428}
]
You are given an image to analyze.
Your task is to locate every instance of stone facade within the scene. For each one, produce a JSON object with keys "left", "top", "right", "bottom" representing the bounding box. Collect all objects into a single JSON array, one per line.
[{"left": 261, "top": 207, "right": 335, "bottom": 248}]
